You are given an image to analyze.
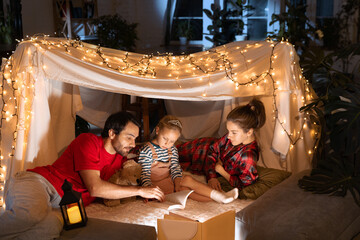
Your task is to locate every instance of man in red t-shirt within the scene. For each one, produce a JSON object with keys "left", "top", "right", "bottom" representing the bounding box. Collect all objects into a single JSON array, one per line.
[{"left": 0, "top": 111, "right": 165, "bottom": 239}]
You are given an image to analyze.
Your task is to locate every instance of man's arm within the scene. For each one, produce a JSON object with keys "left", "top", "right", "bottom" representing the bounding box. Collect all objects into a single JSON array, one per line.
[{"left": 80, "top": 170, "right": 165, "bottom": 201}]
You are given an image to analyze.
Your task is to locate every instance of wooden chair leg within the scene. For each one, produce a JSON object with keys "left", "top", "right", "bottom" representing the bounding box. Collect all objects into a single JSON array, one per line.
[
  {"left": 142, "top": 97, "right": 150, "bottom": 141},
  {"left": 121, "top": 94, "right": 165, "bottom": 142}
]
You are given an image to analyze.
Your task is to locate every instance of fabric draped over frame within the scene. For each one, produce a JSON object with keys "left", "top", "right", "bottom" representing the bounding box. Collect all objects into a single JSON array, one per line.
[{"left": 1, "top": 37, "right": 315, "bottom": 182}]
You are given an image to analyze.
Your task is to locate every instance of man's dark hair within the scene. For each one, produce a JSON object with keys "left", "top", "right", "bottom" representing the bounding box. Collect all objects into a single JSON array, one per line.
[{"left": 101, "top": 111, "right": 140, "bottom": 138}]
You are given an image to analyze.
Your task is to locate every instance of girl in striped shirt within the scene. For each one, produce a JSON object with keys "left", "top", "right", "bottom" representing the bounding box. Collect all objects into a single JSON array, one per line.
[{"left": 138, "top": 115, "right": 238, "bottom": 203}]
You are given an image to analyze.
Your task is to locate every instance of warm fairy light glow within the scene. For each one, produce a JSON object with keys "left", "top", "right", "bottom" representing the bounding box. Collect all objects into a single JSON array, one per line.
[{"left": 0, "top": 36, "right": 319, "bottom": 208}]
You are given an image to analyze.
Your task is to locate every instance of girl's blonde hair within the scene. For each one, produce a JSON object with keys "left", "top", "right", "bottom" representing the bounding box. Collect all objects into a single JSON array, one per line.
[
  {"left": 157, "top": 115, "right": 183, "bottom": 133},
  {"left": 227, "top": 98, "right": 266, "bottom": 132}
]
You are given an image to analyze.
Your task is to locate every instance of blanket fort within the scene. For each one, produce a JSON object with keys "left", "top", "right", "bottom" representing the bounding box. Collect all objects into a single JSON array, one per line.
[{"left": 0, "top": 36, "right": 317, "bottom": 211}]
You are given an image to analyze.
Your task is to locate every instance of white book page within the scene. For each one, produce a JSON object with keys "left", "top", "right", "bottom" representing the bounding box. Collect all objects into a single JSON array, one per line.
[{"left": 165, "top": 190, "right": 194, "bottom": 210}]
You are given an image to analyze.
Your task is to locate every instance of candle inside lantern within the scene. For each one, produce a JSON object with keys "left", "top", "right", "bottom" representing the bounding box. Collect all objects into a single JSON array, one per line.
[{"left": 67, "top": 203, "right": 82, "bottom": 224}]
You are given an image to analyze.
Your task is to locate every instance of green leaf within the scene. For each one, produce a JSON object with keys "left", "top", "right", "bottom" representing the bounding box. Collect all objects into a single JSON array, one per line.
[{"left": 203, "top": 9, "right": 213, "bottom": 19}]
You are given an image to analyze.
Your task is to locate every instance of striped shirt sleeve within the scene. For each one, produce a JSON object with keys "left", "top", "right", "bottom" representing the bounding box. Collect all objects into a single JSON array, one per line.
[
  {"left": 138, "top": 145, "right": 154, "bottom": 186},
  {"left": 169, "top": 146, "right": 182, "bottom": 180}
]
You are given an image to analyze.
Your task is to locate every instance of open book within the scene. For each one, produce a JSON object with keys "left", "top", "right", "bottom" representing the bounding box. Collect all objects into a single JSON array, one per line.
[{"left": 163, "top": 190, "right": 194, "bottom": 210}]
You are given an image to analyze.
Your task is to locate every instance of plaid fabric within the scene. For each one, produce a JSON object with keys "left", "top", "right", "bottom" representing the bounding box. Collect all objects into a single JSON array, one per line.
[
  {"left": 204, "top": 134, "right": 259, "bottom": 189},
  {"left": 176, "top": 137, "right": 218, "bottom": 175}
]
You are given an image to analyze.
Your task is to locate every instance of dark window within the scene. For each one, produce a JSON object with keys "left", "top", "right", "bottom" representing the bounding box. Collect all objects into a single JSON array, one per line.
[
  {"left": 290, "top": 0, "right": 306, "bottom": 7},
  {"left": 247, "top": 0, "right": 268, "bottom": 40},
  {"left": 171, "top": 0, "right": 203, "bottom": 41},
  {"left": 248, "top": 19, "right": 267, "bottom": 40},
  {"left": 175, "top": 0, "right": 203, "bottom": 17},
  {"left": 316, "top": 0, "right": 333, "bottom": 17}
]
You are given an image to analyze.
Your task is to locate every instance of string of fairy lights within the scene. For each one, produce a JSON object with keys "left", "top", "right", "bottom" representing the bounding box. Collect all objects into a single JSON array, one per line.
[
  {"left": 0, "top": 35, "right": 319, "bottom": 211},
  {"left": 0, "top": 55, "right": 18, "bottom": 210}
]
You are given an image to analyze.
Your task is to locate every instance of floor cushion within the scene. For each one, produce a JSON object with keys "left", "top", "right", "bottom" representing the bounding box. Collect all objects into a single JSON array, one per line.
[
  {"left": 239, "top": 166, "right": 291, "bottom": 199},
  {"left": 219, "top": 166, "right": 291, "bottom": 200}
]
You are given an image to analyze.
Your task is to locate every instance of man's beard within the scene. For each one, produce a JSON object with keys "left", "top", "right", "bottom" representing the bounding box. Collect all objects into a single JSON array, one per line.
[{"left": 112, "top": 140, "right": 132, "bottom": 156}]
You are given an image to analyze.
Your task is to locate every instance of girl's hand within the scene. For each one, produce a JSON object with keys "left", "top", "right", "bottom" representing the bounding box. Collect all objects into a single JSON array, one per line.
[
  {"left": 174, "top": 177, "right": 182, "bottom": 192},
  {"left": 208, "top": 178, "right": 222, "bottom": 191}
]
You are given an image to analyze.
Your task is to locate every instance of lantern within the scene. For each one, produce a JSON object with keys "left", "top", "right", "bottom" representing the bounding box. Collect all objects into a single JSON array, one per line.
[{"left": 59, "top": 179, "right": 88, "bottom": 230}]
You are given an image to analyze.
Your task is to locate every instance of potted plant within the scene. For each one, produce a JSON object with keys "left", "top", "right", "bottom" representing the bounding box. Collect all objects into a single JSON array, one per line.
[
  {"left": 91, "top": 14, "right": 138, "bottom": 51},
  {"left": 268, "top": 0, "right": 316, "bottom": 55},
  {"left": 0, "top": 3, "right": 15, "bottom": 58},
  {"left": 270, "top": 0, "right": 360, "bottom": 206},
  {"left": 203, "top": 0, "right": 249, "bottom": 46},
  {"left": 176, "top": 20, "right": 193, "bottom": 45},
  {"left": 298, "top": 72, "right": 360, "bottom": 206}
]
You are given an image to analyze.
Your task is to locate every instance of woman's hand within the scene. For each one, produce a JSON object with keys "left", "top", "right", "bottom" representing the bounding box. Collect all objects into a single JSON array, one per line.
[
  {"left": 208, "top": 178, "right": 222, "bottom": 191},
  {"left": 215, "top": 162, "right": 231, "bottom": 181},
  {"left": 215, "top": 162, "right": 224, "bottom": 173}
]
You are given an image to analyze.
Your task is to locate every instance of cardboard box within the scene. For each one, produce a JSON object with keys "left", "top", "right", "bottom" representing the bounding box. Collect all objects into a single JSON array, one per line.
[{"left": 157, "top": 210, "right": 235, "bottom": 240}]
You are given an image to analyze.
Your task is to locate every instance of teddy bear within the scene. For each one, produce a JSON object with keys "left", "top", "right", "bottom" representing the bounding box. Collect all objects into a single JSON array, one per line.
[{"left": 103, "top": 159, "right": 142, "bottom": 207}]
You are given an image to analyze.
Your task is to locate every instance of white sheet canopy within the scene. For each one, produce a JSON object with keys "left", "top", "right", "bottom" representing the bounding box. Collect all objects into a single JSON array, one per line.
[{"left": 0, "top": 37, "right": 317, "bottom": 199}]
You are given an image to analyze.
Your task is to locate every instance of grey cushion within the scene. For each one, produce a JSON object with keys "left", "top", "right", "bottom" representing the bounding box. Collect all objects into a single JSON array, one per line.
[{"left": 236, "top": 170, "right": 360, "bottom": 240}]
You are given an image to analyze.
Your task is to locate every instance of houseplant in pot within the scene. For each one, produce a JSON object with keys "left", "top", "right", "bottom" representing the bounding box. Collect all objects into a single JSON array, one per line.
[
  {"left": 176, "top": 20, "right": 193, "bottom": 45},
  {"left": 203, "top": 0, "right": 249, "bottom": 46},
  {"left": 91, "top": 14, "right": 138, "bottom": 51},
  {"left": 0, "top": 3, "right": 15, "bottom": 58},
  {"left": 269, "top": 0, "right": 360, "bottom": 206}
]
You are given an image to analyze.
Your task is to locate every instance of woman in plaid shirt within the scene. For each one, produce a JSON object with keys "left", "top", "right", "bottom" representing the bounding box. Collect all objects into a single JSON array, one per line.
[
  {"left": 178, "top": 98, "right": 266, "bottom": 191},
  {"left": 207, "top": 98, "right": 266, "bottom": 191}
]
